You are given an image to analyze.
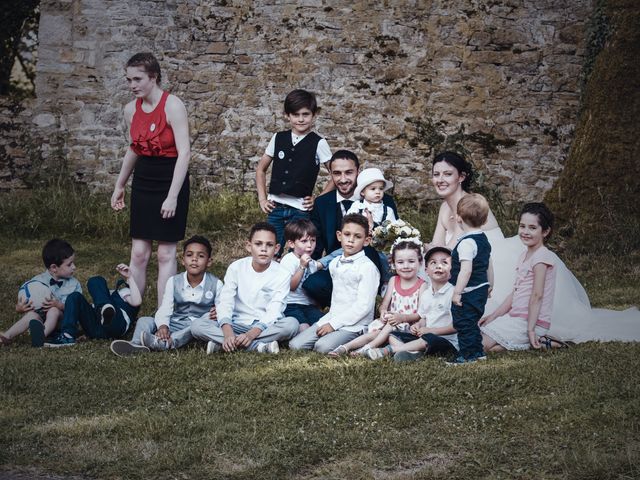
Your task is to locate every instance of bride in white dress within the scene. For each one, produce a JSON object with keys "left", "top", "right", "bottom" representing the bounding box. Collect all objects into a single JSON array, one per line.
[{"left": 429, "top": 151, "right": 640, "bottom": 343}]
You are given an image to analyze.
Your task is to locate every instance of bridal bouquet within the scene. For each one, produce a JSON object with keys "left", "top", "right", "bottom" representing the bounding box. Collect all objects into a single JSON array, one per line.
[{"left": 371, "top": 219, "right": 422, "bottom": 253}]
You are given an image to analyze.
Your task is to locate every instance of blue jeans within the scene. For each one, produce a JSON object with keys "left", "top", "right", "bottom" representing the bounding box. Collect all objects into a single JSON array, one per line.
[
  {"left": 61, "top": 276, "right": 131, "bottom": 339},
  {"left": 284, "top": 303, "right": 324, "bottom": 326},
  {"left": 451, "top": 285, "right": 489, "bottom": 358},
  {"left": 267, "top": 204, "right": 310, "bottom": 256}
]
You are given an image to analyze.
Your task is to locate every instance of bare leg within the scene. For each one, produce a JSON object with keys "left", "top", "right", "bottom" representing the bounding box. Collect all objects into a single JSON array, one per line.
[
  {"left": 367, "top": 324, "right": 394, "bottom": 348},
  {"left": 390, "top": 337, "right": 428, "bottom": 353},
  {"left": 157, "top": 241, "right": 177, "bottom": 307},
  {"left": 130, "top": 238, "right": 152, "bottom": 302},
  {"left": 342, "top": 330, "right": 378, "bottom": 352},
  {"left": 3, "top": 312, "right": 41, "bottom": 339},
  {"left": 43, "top": 308, "right": 62, "bottom": 336},
  {"left": 482, "top": 332, "right": 502, "bottom": 352}
]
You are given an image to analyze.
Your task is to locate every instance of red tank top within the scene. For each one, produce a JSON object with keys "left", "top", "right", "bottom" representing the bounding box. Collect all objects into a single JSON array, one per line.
[{"left": 129, "top": 91, "right": 178, "bottom": 157}]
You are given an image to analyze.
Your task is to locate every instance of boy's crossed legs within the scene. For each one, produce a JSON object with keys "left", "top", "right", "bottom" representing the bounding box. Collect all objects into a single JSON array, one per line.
[{"left": 288, "top": 323, "right": 361, "bottom": 354}]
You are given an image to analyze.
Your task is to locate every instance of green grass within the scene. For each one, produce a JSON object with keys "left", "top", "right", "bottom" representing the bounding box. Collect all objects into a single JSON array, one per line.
[{"left": 1, "top": 187, "right": 639, "bottom": 479}]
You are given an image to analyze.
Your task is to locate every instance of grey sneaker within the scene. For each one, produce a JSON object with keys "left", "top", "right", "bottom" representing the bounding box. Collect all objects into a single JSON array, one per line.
[
  {"left": 393, "top": 351, "right": 424, "bottom": 362},
  {"left": 110, "top": 340, "right": 150, "bottom": 357},
  {"left": 256, "top": 340, "right": 279, "bottom": 354},
  {"left": 206, "top": 341, "right": 222, "bottom": 355},
  {"left": 140, "top": 331, "right": 169, "bottom": 351}
]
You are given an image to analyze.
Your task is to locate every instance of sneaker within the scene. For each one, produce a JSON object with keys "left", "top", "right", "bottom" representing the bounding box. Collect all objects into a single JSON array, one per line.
[
  {"left": 256, "top": 340, "right": 279, "bottom": 354},
  {"left": 393, "top": 351, "right": 424, "bottom": 362},
  {"left": 446, "top": 353, "right": 487, "bottom": 366},
  {"left": 206, "top": 341, "right": 222, "bottom": 355},
  {"left": 100, "top": 304, "right": 116, "bottom": 326},
  {"left": 29, "top": 319, "right": 45, "bottom": 348},
  {"left": 45, "top": 333, "right": 76, "bottom": 347},
  {"left": 140, "top": 331, "right": 169, "bottom": 351},
  {"left": 366, "top": 345, "right": 393, "bottom": 360},
  {"left": 110, "top": 339, "right": 150, "bottom": 357}
]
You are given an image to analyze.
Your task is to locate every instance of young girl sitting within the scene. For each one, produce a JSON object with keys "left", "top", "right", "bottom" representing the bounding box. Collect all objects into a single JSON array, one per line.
[
  {"left": 327, "top": 239, "right": 427, "bottom": 357},
  {"left": 479, "top": 202, "right": 563, "bottom": 351}
]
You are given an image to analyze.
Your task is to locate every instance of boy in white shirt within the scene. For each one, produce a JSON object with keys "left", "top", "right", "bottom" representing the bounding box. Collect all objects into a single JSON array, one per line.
[
  {"left": 366, "top": 246, "right": 459, "bottom": 361},
  {"left": 280, "top": 219, "right": 324, "bottom": 332},
  {"left": 191, "top": 223, "right": 299, "bottom": 354},
  {"left": 110, "top": 235, "right": 222, "bottom": 356},
  {"left": 289, "top": 214, "right": 380, "bottom": 353}
]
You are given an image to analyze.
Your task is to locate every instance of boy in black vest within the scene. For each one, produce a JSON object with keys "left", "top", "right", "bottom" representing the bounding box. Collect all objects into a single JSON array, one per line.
[
  {"left": 110, "top": 235, "right": 223, "bottom": 356},
  {"left": 447, "top": 194, "right": 493, "bottom": 365},
  {"left": 255, "top": 89, "right": 333, "bottom": 254}
]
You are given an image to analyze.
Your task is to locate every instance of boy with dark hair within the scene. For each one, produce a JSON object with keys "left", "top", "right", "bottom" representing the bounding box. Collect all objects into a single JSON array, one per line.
[
  {"left": 1, "top": 239, "right": 81, "bottom": 347},
  {"left": 447, "top": 193, "right": 493, "bottom": 365},
  {"left": 289, "top": 214, "right": 380, "bottom": 353},
  {"left": 191, "top": 222, "right": 298, "bottom": 354},
  {"left": 255, "top": 89, "right": 333, "bottom": 252},
  {"left": 110, "top": 235, "right": 222, "bottom": 356},
  {"left": 280, "top": 219, "right": 324, "bottom": 331}
]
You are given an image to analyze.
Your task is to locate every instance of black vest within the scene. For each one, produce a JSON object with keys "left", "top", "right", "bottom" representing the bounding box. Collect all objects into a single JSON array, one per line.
[
  {"left": 269, "top": 130, "right": 322, "bottom": 198},
  {"left": 449, "top": 232, "right": 491, "bottom": 288}
]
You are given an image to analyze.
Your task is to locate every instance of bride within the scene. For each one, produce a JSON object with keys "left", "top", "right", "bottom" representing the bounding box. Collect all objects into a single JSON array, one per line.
[{"left": 428, "top": 151, "right": 640, "bottom": 343}]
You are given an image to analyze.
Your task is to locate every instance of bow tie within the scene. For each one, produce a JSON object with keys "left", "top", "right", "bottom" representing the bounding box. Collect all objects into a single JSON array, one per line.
[
  {"left": 338, "top": 256, "right": 354, "bottom": 264},
  {"left": 50, "top": 278, "right": 63, "bottom": 287},
  {"left": 341, "top": 199, "right": 353, "bottom": 211}
]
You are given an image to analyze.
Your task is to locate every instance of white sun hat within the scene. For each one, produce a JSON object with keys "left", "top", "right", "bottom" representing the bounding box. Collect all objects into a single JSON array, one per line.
[{"left": 353, "top": 167, "right": 393, "bottom": 199}]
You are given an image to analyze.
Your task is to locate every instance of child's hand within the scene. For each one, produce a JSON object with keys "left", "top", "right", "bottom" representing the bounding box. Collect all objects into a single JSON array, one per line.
[
  {"left": 222, "top": 334, "right": 237, "bottom": 352},
  {"left": 364, "top": 209, "right": 374, "bottom": 232},
  {"left": 488, "top": 286, "right": 493, "bottom": 298},
  {"left": 301, "top": 195, "right": 315, "bottom": 211},
  {"left": 316, "top": 323, "right": 334, "bottom": 337},
  {"left": 235, "top": 328, "right": 260, "bottom": 348},
  {"left": 116, "top": 263, "right": 131, "bottom": 279},
  {"left": 416, "top": 326, "right": 431, "bottom": 336},
  {"left": 315, "top": 261, "right": 324, "bottom": 271},
  {"left": 41, "top": 296, "right": 61, "bottom": 312},
  {"left": 478, "top": 314, "right": 495, "bottom": 326},
  {"left": 300, "top": 254, "right": 312, "bottom": 269},
  {"left": 529, "top": 330, "right": 541, "bottom": 349},
  {"left": 209, "top": 306, "right": 217, "bottom": 321},
  {"left": 16, "top": 298, "right": 34, "bottom": 313},
  {"left": 452, "top": 292, "right": 462, "bottom": 306},
  {"left": 259, "top": 198, "right": 275, "bottom": 214},
  {"left": 156, "top": 325, "right": 172, "bottom": 344},
  {"left": 386, "top": 312, "right": 403, "bottom": 326}
]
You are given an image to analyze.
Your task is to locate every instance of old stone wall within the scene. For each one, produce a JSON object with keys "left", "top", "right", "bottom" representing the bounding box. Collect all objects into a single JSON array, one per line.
[{"left": 1, "top": 0, "right": 592, "bottom": 202}]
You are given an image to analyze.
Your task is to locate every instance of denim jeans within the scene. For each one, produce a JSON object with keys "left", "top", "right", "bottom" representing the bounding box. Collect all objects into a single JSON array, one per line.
[
  {"left": 284, "top": 303, "right": 324, "bottom": 326},
  {"left": 267, "top": 204, "right": 310, "bottom": 256},
  {"left": 451, "top": 285, "right": 489, "bottom": 358}
]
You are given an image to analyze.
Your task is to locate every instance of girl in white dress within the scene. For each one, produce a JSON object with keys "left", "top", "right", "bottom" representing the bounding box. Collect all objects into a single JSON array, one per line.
[{"left": 429, "top": 151, "right": 640, "bottom": 343}]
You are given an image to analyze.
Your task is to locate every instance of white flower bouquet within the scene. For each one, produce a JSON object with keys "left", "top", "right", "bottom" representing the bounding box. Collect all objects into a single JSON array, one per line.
[{"left": 371, "top": 219, "right": 422, "bottom": 253}]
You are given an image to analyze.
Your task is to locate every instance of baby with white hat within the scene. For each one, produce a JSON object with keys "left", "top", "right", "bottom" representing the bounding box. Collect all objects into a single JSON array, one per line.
[{"left": 347, "top": 167, "right": 397, "bottom": 226}]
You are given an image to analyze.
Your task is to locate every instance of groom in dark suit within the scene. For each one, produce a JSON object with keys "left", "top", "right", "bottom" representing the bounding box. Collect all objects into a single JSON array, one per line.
[{"left": 303, "top": 149, "right": 398, "bottom": 307}]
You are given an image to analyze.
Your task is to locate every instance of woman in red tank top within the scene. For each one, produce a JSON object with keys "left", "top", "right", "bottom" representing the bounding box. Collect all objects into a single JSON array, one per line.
[{"left": 111, "top": 52, "right": 191, "bottom": 310}]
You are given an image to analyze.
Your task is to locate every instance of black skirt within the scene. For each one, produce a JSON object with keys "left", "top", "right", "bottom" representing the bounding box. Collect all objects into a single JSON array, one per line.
[{"left": 130, "top": 155, "right": 189, "bottom": 242}]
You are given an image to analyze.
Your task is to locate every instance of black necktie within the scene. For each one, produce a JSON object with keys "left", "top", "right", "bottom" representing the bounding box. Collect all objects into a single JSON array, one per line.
[
  {"left": 50, "top": 278, "right": 63, "bottom": 287},
  {"left": 342, "top": 200, "right": 353, "bottom": 212}
]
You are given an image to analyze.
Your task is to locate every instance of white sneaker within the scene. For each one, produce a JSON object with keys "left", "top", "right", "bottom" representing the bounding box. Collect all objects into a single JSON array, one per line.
[
  {"left": 206, "top": 341, "right": 222, "bottom": 355},
  {"left": 256, "top": 340, "right": 279, "bottom": 354}
]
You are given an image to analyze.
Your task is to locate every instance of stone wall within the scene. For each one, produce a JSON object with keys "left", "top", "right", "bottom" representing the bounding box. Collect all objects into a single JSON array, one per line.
[{"left": 1, "top": 0, "right": 592, "bottom": 202}]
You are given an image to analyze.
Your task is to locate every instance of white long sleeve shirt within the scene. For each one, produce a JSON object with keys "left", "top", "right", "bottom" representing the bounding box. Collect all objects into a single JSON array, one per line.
[
  {"left": 318, "top": 250, "right": 380, "bottom": 332},
  {"left": 216, "top": 257, "right": 290, "bottom": 330}
]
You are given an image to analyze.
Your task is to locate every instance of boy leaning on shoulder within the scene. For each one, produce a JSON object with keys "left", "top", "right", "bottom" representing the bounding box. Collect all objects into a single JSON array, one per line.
[{"left": 191, "top": 222, "right": 299, "bottom": 354}]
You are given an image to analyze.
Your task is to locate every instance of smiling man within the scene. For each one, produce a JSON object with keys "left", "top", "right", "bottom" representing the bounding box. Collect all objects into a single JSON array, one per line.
[{"left": 303, "top": 150, "right": 398, "bottom": 307}]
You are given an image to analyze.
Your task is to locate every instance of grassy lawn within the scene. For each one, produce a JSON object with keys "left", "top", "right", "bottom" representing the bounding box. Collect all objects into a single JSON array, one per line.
[{"left": 1, "top": 188, "right": 639, "bottom": 479}]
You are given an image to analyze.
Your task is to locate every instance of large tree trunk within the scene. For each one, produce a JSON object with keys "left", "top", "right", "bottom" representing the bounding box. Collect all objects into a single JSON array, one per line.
[{"left": 545, "top": 0, "right": 640, "bottom": 254}]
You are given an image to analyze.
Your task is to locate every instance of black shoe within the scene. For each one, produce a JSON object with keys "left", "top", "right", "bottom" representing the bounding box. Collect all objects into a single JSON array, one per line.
[
  {"left": 101, "top": 304, "right": 115, "bottom": 326},
  {"left": 29, "top": 319, "right": 45, "bottom": 347}
]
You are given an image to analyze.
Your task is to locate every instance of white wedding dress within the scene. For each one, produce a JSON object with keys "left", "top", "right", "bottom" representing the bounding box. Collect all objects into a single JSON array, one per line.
[{"left": 483, "top": 227, "right": 640, "bottom": 343}]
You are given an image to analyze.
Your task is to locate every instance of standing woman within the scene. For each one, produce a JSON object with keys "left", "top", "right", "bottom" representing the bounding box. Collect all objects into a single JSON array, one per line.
[{"left": 111, "top": 52, "right": 190, "bottom": 305}]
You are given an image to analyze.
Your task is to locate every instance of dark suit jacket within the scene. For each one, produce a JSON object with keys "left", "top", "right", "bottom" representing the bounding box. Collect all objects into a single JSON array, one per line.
[{"left": 311, "top": 191, "right": 398, "bottom": 259}]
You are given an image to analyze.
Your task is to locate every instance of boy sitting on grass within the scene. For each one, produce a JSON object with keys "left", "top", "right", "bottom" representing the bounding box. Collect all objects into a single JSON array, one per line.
[
  {"left": 1, "top": 239, "right": 81, "bottom": 348},
  {"left": 191, "top": 222, "right": 299, "bottom": 354},
  {"left": 366, "top": 246, "right": 458, "bottom": 361},
  {"left": 289, "top": 213, "right": 380, "bottom": 353},
  {"left": 110, "top": 235, "right": 223, "bottom": 356},
  {"left": 45, "top": 263, "right": 142, "bottom": 347}
]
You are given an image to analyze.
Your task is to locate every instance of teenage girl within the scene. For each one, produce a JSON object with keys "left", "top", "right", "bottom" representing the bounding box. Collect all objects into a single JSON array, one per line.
[{"left": 328, "top": 239, "right": 427, "bottom": 357}]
